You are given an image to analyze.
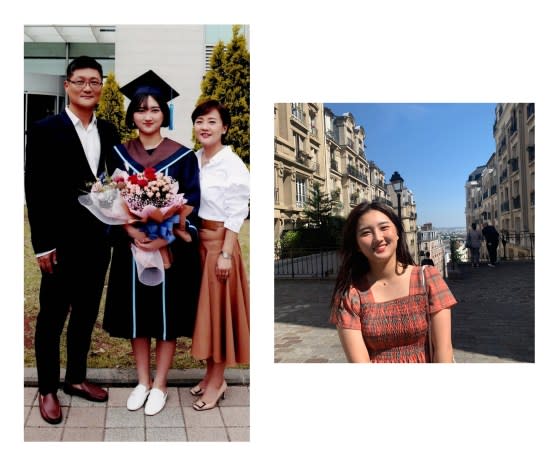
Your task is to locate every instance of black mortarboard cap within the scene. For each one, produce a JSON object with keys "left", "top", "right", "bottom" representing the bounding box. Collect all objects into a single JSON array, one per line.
[{"left": 119, "top": 69, "right": 179, "bottom": 102}]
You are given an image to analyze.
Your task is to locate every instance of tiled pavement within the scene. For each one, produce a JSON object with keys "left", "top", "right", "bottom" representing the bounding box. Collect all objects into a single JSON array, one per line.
[{"left": 24, "top": 368, "right": 250, "bottom": 442}]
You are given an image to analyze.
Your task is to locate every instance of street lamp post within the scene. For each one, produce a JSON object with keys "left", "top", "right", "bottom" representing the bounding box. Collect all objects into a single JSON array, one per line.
[{"left": 390, "top": 171, "right": 404, "bottom": 220}]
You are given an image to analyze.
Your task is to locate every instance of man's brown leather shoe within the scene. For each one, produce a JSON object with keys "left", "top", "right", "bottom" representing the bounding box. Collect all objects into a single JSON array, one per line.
[
  {"left": 39, "top": 392, "right": 62, "bottom": 424},
  {"left": 63, "top": 380, "right": 108, "bottom": 402}
]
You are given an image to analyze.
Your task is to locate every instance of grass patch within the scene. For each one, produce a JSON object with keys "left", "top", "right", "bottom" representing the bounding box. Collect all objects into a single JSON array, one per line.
[{"left": 24, "top": 207, "right": 250, "bottom": 370}]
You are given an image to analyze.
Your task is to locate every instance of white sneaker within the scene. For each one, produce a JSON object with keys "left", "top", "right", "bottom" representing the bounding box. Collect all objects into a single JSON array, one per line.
[
  {"left": 127, "top": 384, "right": 150, "bottom": 411},
  {"left": 488, "top": 263, "right": 495, "bottom": 268},
  {"left": 144, "top": 388, "right": 168, "bottom": 416}
]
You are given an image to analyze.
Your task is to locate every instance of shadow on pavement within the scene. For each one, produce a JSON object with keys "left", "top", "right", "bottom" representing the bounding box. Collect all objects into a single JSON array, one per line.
[{"left": 448, "top": 261, "right": 534, "bottom": 362}]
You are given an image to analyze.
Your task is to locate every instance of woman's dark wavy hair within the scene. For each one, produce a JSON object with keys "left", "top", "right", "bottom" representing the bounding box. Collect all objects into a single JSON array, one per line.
[
  {"left": 125, "top": 92, "right": 171, "bottom": 129},
  {"left": 191, "top": 99, "right": 231, "bottom": 145},
  {"left": 330, "top": 201, "right": 415, "bottom": 309}
]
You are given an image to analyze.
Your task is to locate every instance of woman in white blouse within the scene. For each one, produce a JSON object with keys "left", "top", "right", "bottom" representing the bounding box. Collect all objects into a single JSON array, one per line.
[{"left": 189, "top": 100, "right": 250, "bottom": 411}]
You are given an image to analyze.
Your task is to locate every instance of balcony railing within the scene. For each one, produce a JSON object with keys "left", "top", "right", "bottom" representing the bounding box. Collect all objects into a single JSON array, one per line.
[
  {"left": 346, "top": 165, "right": 368, "bottom": 184},
  {"left": 512, "top": 195, "right": 521, "bottom": 210},
  {"left": 291, "top": 107, "right": 306, "bottom": 123},
  {"left": 295, "top": 151, "right": 316, "bottom": 171},
  {"left": 330, "top": 159, "right": 339, "bottom": 171},
  {"left": 501, "top": 201, "right": 510, "bottom": 213}
]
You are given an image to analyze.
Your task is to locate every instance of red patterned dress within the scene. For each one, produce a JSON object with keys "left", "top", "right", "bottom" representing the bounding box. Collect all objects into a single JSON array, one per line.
[{"left": 330, "top": 265, "right": 457, "bottom": 363}]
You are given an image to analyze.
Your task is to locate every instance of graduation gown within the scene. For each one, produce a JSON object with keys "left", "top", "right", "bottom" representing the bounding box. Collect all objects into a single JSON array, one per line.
[{"left": 103, "top": 138, "right": 201, "bottom": 340}]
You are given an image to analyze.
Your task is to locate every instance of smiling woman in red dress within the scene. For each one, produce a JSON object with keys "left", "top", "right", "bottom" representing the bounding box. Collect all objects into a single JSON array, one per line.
[{"left": 330, "top": 201, "right": 456, "bottom": 363}]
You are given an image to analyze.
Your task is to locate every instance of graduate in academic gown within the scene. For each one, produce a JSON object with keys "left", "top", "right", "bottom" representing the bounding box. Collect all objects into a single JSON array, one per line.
[{"left": 103, "top": 70, "right": 201, "bottom": 416}]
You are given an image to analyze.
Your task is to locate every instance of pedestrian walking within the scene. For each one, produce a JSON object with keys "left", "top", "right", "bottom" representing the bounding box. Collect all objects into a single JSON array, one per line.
[
  {"left": 482, "top": 222, "right": 500, "bottom": 267},
  {"left": 466, "top": 222, "right": 483, "bottom": 267}
]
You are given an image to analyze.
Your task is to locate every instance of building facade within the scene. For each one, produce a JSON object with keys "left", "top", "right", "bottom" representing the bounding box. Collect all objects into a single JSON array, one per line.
[
  {"left": 387, "top": 184, "right": 419, "bottom": 264},
  {"left": 274, "top": 103, "right": 419, "bottom": 255},
  {"left": 465, "top": 103, "right": 535, "bottom": 259},
  {"left": 418, "top": 223, "right": 446, "bottom": 276}
]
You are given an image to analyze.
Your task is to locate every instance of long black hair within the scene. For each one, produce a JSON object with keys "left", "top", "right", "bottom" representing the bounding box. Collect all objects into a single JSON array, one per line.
[{"left": 330, "top": 201, "right": 415, "bottom": 309}]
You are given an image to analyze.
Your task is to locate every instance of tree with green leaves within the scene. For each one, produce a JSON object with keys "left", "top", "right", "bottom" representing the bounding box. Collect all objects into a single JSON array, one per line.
[
  {"left": 196, "top": 25, "right": 250, "bottom": 165},
  {"left": 304, "top": 182, "right": 335, "bottom": 228},
  {"left": 96, "top": 72, "right": 136, "bottom": 143}
]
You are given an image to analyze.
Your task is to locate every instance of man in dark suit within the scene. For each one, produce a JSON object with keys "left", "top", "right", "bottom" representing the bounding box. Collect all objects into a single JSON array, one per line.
[{"left": 25, "top": 56, "right": 120, "bottom": 424}]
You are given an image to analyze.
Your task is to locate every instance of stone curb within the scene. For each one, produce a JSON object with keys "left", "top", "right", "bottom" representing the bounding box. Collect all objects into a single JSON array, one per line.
[{"left": 24, "top": 367, "right": 250, "bottom": 387}]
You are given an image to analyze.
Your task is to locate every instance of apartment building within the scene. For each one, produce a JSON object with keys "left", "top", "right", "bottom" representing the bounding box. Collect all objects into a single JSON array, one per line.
[
  {"left": 274, "top": 103, "right": 419, "bottom": 250},
  {"left": 418, "top": 224, "right": 446, "bottom": 276},
  {"left": 274, "top": 103, "right": 328, "bottom": 240},
  {"left": 465, "top": 103, "right": 535, "bottom": 259},
  {"left": 274, "top": 103, "right": 371, "bottom": 242},
  {"left": 387, "top": 184, "right": 419, "bottom": 263},
  {"left": 325, "top": 109, "right": 371, "bottom": 216},
  {"left": 368, "top": 160, "right": 388, "bottom": 203}
]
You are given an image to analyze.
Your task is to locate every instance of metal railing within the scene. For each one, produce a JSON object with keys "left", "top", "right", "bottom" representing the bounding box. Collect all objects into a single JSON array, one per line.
[{"left": 274, "top": 247, "right": 340, "bottom": 279}]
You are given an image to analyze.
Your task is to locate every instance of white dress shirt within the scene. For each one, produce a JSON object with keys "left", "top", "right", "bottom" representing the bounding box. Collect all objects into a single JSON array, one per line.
[
  {"left": 196, "top": 146, "right": 250, "bottom": 233},
  {"left": 65, "top": 106, "right": 101, "bottom": 176}
]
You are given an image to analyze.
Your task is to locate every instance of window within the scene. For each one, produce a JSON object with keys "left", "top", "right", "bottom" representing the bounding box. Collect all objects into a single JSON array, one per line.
[
  {"left": 310, "top": 110, "right": 317, "bottom": 136},
  {"left": 294, "top": 132, "right": 306, "bottom": 161},
  {"left": 295, "top": 176, "right": 307, "bottom": 208},
  {"left": 291, "top": 103, "right": 305, "bottom": 122}
]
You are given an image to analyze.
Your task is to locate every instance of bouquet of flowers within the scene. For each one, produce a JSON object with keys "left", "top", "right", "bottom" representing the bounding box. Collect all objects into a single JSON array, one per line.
[{"left": 79, "top": 168, "right": 192, "bottom": 286}]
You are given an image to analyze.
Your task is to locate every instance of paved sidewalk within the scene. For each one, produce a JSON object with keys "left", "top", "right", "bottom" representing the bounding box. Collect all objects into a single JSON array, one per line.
[
  {"left": 24, "top": 368, "right": 249, "bottom": 441},
  {"left": 275, "top": 260, "right": 534, "bottom": 363}
]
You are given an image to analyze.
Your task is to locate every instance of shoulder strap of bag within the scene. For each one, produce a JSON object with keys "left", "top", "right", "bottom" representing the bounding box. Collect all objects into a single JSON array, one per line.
[{"left": 421, "top": 265, "right": 433, "bottom": 363}]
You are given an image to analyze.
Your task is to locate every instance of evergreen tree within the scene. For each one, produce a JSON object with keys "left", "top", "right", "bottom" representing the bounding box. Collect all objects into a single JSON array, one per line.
[
  {"left": 96, "top": 72, "right": 136, "bottom": 143},
  {"left": 303, "top": 182, "right": 335, "bottom": 228},
  {"left": 196, "top": 25, "right": 250, "bottom": 165}
]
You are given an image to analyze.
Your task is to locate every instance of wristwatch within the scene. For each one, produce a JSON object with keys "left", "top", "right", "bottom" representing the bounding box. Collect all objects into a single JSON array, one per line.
[{"left": 220, "top": 251, "right": 232, "bottom": 259}]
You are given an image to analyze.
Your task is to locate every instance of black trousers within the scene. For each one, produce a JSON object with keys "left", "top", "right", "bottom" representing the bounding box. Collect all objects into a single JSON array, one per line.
[
  {"left": 34, "top": 243, "right": 110, "bottom": 395},
  {"left": 487, "top": 243, "right": 498, "bottom": 265}
]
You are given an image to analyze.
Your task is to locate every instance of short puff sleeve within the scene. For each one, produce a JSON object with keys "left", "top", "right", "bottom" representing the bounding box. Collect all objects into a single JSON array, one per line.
[
  {"left": 329, "top": 286, "right": 362, "bottom": 330},
  {"left": 423, "top": 266, "right": 458, "bottom": 314}
]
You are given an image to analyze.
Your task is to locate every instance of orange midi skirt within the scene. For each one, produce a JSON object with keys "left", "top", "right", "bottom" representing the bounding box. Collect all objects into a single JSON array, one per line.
[{"left": 191, "top": 227, "right": 250, "bottom": 366}]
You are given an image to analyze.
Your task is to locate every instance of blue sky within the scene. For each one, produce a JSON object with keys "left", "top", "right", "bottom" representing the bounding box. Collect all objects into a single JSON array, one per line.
[{"left": 325, "top": 103, "right": 497, "bottom": 228}]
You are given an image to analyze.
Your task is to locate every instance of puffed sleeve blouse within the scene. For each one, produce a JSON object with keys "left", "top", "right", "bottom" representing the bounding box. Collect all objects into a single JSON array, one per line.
[
  {"left": 329, "top": 265, "right": 457, "bottom": 362},
  {"left": 196, "top": 146, "right": 250, "bottom": 233}
]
